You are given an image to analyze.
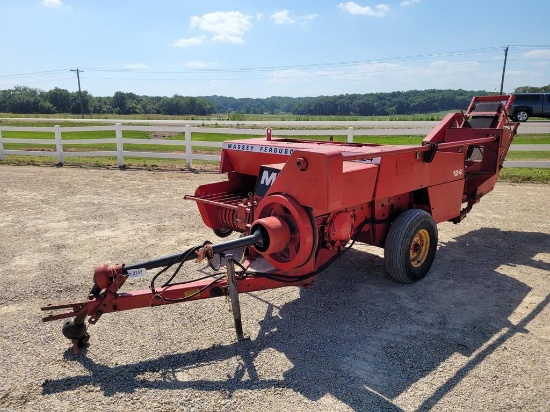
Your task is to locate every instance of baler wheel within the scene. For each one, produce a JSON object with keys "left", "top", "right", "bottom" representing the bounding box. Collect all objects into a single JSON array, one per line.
[
  {"left": 213, "top": 227, "right": 233, "bottom": 238},
  {"left": 384, "top": 209, "right": 438, "bottom": 283}
]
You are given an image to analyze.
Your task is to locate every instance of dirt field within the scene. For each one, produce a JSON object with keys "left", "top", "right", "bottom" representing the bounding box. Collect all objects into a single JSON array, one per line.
[{"left": 0, "top": 165, "right": 548, "bottom": 412}]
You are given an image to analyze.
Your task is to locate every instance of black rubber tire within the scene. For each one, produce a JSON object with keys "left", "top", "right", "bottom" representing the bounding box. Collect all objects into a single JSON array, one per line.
[
  {"left": 514, "top": 110, "right": 529, "bottom": 122},
  {"left": 213, "top": 227, "right": 233, "bottom": 238},
  {"left": 384, "top": 209, "right": 438, "bottom": 283}
]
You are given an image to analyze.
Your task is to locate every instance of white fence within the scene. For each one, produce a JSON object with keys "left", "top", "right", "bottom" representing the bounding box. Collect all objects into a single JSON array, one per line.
[
  {"left": 0, "top": 124, "right": 209, "bottom": 168},
  {"left": 0, "top": 124, "right": 542, "bottom": 168},
  {"left": 0, "top": 124, "right": 362, "bottom": 168}
]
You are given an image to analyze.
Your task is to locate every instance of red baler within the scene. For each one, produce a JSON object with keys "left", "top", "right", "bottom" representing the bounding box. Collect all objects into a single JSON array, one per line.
[{"left": 42, "top": 95, "right": 518, "bottom": 350}]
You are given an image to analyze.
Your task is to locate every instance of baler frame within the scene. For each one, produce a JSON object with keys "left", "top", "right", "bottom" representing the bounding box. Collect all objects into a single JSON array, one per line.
[{"left": 42, "top": 95, "right": 519, "bottom": 352}]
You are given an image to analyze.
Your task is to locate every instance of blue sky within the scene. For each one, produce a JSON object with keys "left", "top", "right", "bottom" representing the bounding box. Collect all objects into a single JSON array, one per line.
[{"left": 1, "top": 0, "right": 549, "bottom": 98}]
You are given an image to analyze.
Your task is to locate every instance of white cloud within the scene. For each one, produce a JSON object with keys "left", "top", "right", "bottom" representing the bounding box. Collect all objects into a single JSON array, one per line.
[
  {"left": 270, "top": 10, "right": 318, "bottom": 26},
  {"left": 190, "top": 11, "right": 253, "bottom": 44},
  {"left": 212, "top": 34, "right": 244, "bottom": 44},
  {"left": 42, "top": 0, "right": 63, "bottom": 7},
  {"left": 338, "top": 2, "right": 390, "bottom": 17},
  {"left": 256, "top": 13, "right": 264, "bottom": 21},
  {"left": 300, "top": 13, "right": 319, "bottom": 22},
  {"left": 268, "top": 59, "right": 497, "bottom": 95},
  {"left": 172, "top": 36, "right": 206, "bottom": 47},
  {"left": 400, "top": 0, "right": 420, "bottom": 6},
  {"left": 504, "top": 69, "right": 543, "bottom": 84},
  {"left": 523, "top": 49, "right": 550, "bottom": 59},
  {"left": 125, "top": 64, "right": 149, "bottom": 70},
  {"left": 270, "top": 10, "right": 295, "bottom": 25}
]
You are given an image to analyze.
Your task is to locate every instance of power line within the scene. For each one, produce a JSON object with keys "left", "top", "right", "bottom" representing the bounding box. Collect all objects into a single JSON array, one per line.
[
  {"left": 0, "top": 76, "right": 74, "bottom": 85},
  {"left": 0, "top": 45, "right": 548, "bottom": 92},
  {"left": 79, "top": 59, "right": 502, "bottom": 82},
  {"left": 83, "top": 47, "right": 507, "bottom": 74},
  {"left": 1, "top": 45, "right": 549, "bottom": 82},
  {"left": 0, "top": 47, "right": 513, "bottom": 79},
  {"left": 0, "top": 69, "right": 68, "bottom": 79}
]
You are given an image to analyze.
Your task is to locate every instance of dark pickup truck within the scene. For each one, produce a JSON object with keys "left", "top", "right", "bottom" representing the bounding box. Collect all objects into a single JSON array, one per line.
[{"left": 509, "top": 93, "right": 550, "bottom": 122}]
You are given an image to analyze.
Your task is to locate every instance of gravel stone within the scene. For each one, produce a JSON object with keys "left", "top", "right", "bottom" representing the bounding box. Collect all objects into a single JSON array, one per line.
[{"left": 0, "top": 165, "right": 548, "bottom": 412}]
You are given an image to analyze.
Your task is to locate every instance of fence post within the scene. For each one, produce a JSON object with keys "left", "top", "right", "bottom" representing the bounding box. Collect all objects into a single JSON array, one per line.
[
  {"left": 115, "top": 123, "right": 124, "bottom": 167},
  {"left": 347, "top": 126, "right": 354, "bottom": 143},
  {"left": 54, "top": 125, "right": 64, "bottom": 164},
  {"left": 0, "top": 129, "right": 4, "bottom": 161},
  {"left": 185, "top": 124, "right": 192, "bottom": 169}
]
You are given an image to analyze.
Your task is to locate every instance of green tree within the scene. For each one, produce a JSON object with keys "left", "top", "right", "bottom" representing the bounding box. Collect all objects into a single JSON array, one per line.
[
  {"left": 45, "top": 87, "right": 72, "bottom": 112},
  {"left": 6, "top": 86, "right": 41, "bottom": 113},
  {"left": 69, "top": 90, "right": 91, "bottom": 115},
  {"left": 112, "top": 91, "right": 129, "bottom": 114},
  {"left": 514, "top": 84, "right": 550, "bottom": 93}
]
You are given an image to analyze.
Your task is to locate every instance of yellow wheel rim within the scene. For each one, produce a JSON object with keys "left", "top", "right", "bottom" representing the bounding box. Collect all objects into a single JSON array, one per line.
[{"left": 410, "top": 229, "right": 430, "bottom": 267}]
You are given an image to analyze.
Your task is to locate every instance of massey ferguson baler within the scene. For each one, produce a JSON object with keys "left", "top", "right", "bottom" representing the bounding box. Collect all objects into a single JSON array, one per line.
[{"left": 42, "top": 95, "right": 519, "bottom": 351}]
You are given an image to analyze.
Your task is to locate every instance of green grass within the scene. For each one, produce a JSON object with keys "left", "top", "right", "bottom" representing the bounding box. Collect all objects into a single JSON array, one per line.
[
  {"left": 500, "top": 168, "right": 550, "bottom": 183},
  {"left": 1, "top": 130, "right": 150, "bottom": 139},
  {"left": 0, "top": 112, "right": 449, "bottom": 122},
  {"left": 175, "top": 132, "right": 550, "bottom": 145},
  {"left": 180, "top": 132, "right": 258, "bottom": 142},
  {"left": 3, "top": 130, "right": 547, "bottom": 151},
  {"left": 0, "top": 113, "right": 226, "bottom": 123},
  {"left": 0, "top": 154, "right": 218, "bottom": 171},
  {"left": 505, "top": 151, "right": 550, "bottom": 160},
  {"left": 511, "top": 134, "right": 550, "bottom": 144}
]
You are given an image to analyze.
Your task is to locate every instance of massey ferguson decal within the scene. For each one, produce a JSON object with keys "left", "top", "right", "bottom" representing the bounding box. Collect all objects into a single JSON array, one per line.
[
  {"left": 255, "top": 166, "right": 280, "bottom": 196},
  {"left": 223, "top": 142, "right": 295, "bottom": 155}
]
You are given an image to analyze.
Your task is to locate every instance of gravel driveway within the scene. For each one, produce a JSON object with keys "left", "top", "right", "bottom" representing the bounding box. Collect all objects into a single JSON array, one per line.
[{"left": 0, "top": 165, "right": 548, "bottom": 411}]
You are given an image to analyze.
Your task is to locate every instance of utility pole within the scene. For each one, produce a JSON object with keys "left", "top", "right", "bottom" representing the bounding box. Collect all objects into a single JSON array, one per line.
[
  {"left": 499, "top": 46, "right": 509, "bottom": 95},
  {"left": 70, "top": 68, "right": 85, "bottom": 118}
]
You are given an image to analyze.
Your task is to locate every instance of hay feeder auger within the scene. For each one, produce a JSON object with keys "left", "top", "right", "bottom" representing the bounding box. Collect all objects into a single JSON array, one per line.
[{"left": 42, "top": 95, "right": 519, "bottom": 352}]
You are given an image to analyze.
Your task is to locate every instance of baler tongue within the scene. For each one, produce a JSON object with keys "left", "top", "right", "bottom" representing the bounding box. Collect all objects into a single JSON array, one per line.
[{"left": 41, "top": 221, "right": 312, "bottom": 352}]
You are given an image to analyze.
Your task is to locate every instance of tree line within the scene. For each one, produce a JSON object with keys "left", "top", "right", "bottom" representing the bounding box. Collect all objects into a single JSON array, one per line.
[
  {"left": 1, "top": 84, "right": 548, "bottom": 117},
  {"left": 0, "top": 87, "right": 215, "bottom": 116}
]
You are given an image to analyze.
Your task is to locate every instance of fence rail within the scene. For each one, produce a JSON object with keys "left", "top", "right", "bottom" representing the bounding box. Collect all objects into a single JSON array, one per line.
[
  {"left": 0, "top": 124, "right": 221, "bottom": 167},
  {"left": 0, "top": 124, "right": 544, "bottom": 168}
]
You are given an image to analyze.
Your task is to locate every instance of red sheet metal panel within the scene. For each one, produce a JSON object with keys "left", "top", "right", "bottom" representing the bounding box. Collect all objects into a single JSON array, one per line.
[
  {"left": 374, "top": 151, "right": 464, "bottom": 199},
  {"left": 427, "top": 180, "right": 465, "bottom": 223},
  {"left": 342, "top": 161, "right": 379, "bottom": 208},
  {"left": 267, "top": 150, "right": 344, "bottom": 212}
]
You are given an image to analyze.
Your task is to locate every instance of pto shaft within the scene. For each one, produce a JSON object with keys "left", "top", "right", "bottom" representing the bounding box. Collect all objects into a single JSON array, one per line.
[{"left": 124, "top": 229, "right": 265, "bottom": 273}]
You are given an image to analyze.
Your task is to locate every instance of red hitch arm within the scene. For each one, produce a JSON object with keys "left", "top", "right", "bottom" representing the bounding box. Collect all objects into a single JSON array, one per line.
[
  {"left": 40, "top": 227, "right": 315, "bottom": 348},
  {"left": 41, "top": 230, "right": 266, "bottom": 323},
  {"left": 40, "top": 263, "right": 302, "bottom": 323}
]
